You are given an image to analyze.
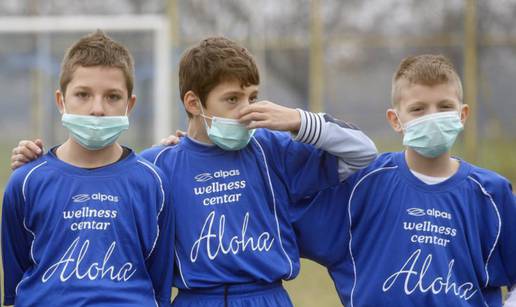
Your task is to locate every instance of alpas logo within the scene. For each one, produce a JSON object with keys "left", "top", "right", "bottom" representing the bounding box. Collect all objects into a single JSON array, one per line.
[
  {"left": 194, "top": 169, "right": 240, "bottom": 182},
  {"left": 72, "top": 194, "right": 90, "bottom": 203},
  {"left": 194, "top": 173, "right": 213, "bottom": 182},
  {"left": 72, "top": 193, "right": 119, "bottom": 203},
  {"left": 407, "top": 208, "right": 452, "bottom": 220}
]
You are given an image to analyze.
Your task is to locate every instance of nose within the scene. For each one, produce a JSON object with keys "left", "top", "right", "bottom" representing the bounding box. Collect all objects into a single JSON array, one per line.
[
  {"left": 422, "top": 105, "right": 439, "bottom": 116},
  {"left": 90, "top": 96, "right": 105, "bottom": 116}
]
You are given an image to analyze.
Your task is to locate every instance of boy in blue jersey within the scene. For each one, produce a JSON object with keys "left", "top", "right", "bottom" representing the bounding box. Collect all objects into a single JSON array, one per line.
[
  {"left": 293, "top": 54, "right": 516, "bottom": 306},
  {"left": 2, "top": 31, "right": 174, "bottom": 306},
  {"left": 138, "top": 37, "right": 377, "bottom": 307},
  {"left": 9, "top": 36, "right": 377, "bottom": 306}
]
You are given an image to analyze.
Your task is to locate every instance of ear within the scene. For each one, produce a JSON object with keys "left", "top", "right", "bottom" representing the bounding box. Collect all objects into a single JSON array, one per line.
[
  {"left": 459, "top": 103, "right": 470, "bottom": 125},
  {"left": 386, "top": 108, "right": 403, "bottom": 133},
  {"left": 126, "top": 95, "right": 137, "bottom": 115},
  {"left": 55, "top": 90, "right": 65, "bottom": 114},
  {"left": 183, "top": 90, "right": 202, "bottom": 117}
]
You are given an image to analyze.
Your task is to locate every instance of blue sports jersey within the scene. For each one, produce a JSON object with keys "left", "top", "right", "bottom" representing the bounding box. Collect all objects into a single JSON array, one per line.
[
  {"left": 294, "top": 152, "right": 516, "bottom": 306},
  {"left": 2, "top": 148, "right": 174, "bottom": 307},
  {"left": 140, "top": 129, "right": 340, "bottom": 290}
]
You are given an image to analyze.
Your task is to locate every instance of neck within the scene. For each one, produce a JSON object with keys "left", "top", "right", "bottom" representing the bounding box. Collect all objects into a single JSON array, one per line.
[
  {"left": 405, "top": 148, "right": 459, "bottom": 177},
  {"left": 56, "top": 138, "right": 123, "bottom": 168},
  {"left": 187, "top": 116, "right": 213, "bottom": 144}
]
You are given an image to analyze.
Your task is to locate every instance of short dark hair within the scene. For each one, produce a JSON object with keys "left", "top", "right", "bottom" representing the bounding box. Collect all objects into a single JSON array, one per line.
[
  {"left": 179, "top": 37, "right": 260, "bottom": 117},
  {"left": 60, "top": 30, "right": 134, "bottom": 96}
]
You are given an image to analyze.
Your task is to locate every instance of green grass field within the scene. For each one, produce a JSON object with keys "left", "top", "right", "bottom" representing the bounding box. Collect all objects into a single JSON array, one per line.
[{"left": 0, "top": 139, "right": 514, "bottom": 306}]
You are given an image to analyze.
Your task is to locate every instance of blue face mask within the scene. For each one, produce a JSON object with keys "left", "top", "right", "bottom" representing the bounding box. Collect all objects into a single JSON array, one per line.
[
  {"left": 61, "top": 104, "right": 129, "bottom": 150},
  {"left": 199, "top": 104, "right": 255, "bottom": 151},
  {"left": 400, "top": 111, "right": 463, "bottom": 158}
]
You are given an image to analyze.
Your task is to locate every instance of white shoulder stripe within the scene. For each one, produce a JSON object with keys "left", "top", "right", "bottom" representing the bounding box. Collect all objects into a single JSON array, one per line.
[
  {"left": 137, "top": 160, "right": 166, "bottom": 260},
  {"left": 153, "top": 146, "right": 174, "bottom": 165},
  {"left": 20, "top": 160, "right": 47, "bottom": 266},
  {"left": 22, "top": 161, "right": 47, "bottom": 201},
  {"left": 348, "top": 165, "right": 398, "bottom": 307},
  {"left": 467, "top": 176, "right": 502, "bottom": 288}
]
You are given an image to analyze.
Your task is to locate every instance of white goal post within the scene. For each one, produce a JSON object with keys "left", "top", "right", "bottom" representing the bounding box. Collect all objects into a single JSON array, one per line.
[{"left": 0, "top": 15, "right": 173, "bottom": 143}]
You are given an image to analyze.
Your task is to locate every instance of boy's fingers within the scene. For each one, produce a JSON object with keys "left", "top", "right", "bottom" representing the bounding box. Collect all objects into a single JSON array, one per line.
[
  {"left": 159, "top": 138, "right": 169, "bottom": 145},
  {"left": 34, "top": 139, "right": 45, "bottom": 151},
  {"left": 239, "top": 103, "right": 269, "bottom": 117},
  {"left": 175, "top": 129, "right": 187, "bottom": 137},
  {"left": 17, "top": 146, "right": 39, "bottom": 160},
  {"left": 168, "top": 136, "right": 180, "bottom": 145},
  {"left": 18, "top": 140, "right": 42, "bottom": 155},
  {"left": 239, "top": 112, "right": 268, "bottom": 124},
  {"left": 10, "top": 160, "right": 25, "bottom": 170},
  {"left": 10, "top": 153, "right": 30, "bottom": 170},
  {"left": 246, "top": 119, "right": 270, "bottom": 130},
  {"left": 27, "top": 141, "right": 43, "bottom": 155},
  {"left": 160, "top": 135, "right": 180, "bottom": 146},
  {"left": 11, "top": 154, "right": 29, "bottom": 163}
]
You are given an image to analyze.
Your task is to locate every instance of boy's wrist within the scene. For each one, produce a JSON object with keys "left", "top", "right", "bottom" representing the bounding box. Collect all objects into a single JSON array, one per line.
[{"left": 292, "top": 109, "right": 325, "bottom": 146}]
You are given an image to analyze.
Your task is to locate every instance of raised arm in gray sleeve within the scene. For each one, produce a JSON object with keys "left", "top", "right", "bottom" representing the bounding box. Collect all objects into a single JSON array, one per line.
[{"left": 293, "top": 109, "right": 378, "bottom": 181}]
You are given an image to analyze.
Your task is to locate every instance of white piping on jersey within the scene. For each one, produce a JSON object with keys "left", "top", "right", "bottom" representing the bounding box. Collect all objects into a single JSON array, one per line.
[
  {"left": 21, "top": 160, "right": 47, "bottom": 265},
  {"left": 153, "top": 146, "right": 174, "bottom": 165},
  {"left": 15, "top": 275, "right": 31, "bottom": 295},
  {"left": 150, "top": 152, "right": 190, "bottom": 290},
  {"left": 175, "top": 248, "right": 190, "bottom": 289},
  {"left": 22, "top": 161, "right": 47, "bottom": 201},
  {"left": 151, "top": 288, "right": 159, "bottom": 307},
  {"left": 348, "top": 166, "right": 398, "bottom": 307},
  {"left": 137, "top": 160, "right": 166, "bottom": 260},
  {"left": 252, "top": 136, "right": 294, "bottom": 279},
  {"left": 467, "top": 176, "right": 502, "bottom": 289}
]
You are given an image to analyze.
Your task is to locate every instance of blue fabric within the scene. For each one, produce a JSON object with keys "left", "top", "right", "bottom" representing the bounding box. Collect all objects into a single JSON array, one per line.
[
  {"left": 172, "top": 281, "right": 292, "bottom": 307},
  {"left": 140, "top": 129, "right": 338, "bottom": 293},
  {"left": 294, "top": 152, "right": 516, "bottom": 307},
  {"left": 2, "top": 148, "right": 174, "bottom": 306}
]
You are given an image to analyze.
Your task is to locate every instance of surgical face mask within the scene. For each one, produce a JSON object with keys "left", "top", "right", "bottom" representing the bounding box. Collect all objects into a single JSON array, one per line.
[
  {"left": 198, "top": 103, "right": 254, "bottom": 151},
  {"left": 399, "top": 111, "right": 463, "bottom": 158},
  {"left": 61, "top": 103, "right": 129, "bottom": 150}
]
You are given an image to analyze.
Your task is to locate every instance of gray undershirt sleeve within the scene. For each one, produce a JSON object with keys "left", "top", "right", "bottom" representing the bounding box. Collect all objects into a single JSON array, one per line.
[{"left": 292, "top": 109, "right": 378, "bottom": 181}]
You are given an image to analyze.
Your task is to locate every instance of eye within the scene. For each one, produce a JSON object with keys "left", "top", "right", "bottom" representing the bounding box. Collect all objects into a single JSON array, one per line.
[
  {"left": 249, "top": 95, "right": 258, "bottom": 103},
  {"left": 409, "top": 107, "right": 423, "bottom": 113},
  {"left": 226, "top": 96, "right": 238, "bottom": 104},
  {"left": 75, "top": 91, "right": 90, "bottom": 99},
  {"left": 106, "top": 94, "right": 122, "bottom": 102}
]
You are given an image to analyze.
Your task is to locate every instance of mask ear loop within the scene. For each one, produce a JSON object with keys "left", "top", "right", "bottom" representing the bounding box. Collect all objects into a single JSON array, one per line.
[
  {"left": 62, "top": 99, "right": 68, "bottom": 115},
  {"left": 394, "top": 111, "right": 405, "bottom": 131},
  {"left": 197, "top": 100, "right": 212, "bottom": 131}
]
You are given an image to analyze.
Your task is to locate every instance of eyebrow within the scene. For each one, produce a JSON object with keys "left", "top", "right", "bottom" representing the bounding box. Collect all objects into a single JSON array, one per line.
[
  {"left": 437, "top": 99, "right": 457, "bottom": 105},
  {"left": 70, "top": 86, "right": 91, "bottom": 91},
  {"left": 70, "top": 86, "right": 124, "bottom": 94},
  {"left": 221, "top": 90, "right": 245, "bottom": 96},
  {"left": 406, "top": 101, "right": 427, "bottom": 107},
  {"left": 105, "top": 89, "right": 125, "bottom": 95}
]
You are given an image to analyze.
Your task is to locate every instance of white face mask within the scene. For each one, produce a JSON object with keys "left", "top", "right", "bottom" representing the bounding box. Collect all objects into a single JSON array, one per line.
[
  {"left": 398, "top": 111, "right": 463, "bottom": 158},
  {"left": 61, "top": 103, "right": 129, "bottom": 150},
  {"left": 198, "top": 102, "right": 254, "bottom": 151}
]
